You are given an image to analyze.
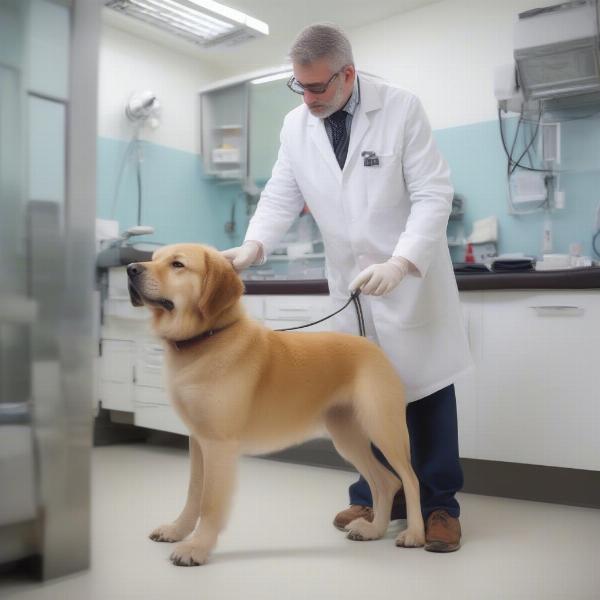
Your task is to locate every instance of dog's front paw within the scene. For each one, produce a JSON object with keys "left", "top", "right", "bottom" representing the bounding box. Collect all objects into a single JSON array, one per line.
[
  {"left": 395, "top": 528, "right": 425, "bottom": 548},
  {"left": 346, "top": 517, "right": 383, "bottom": 541},
  {"left": 170, "top": 541, "right": 210, "bottom": 567},
  {"left": 149, "top": 523, "right": 190, "bottom": 543}
]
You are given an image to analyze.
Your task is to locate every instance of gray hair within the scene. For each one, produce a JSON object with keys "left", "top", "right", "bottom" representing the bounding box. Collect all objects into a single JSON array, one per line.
[{"left": 289, "top": 23, "right": 354, "bottom": 70}]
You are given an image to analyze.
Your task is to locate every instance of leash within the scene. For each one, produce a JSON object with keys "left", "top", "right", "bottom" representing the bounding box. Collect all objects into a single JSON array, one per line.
[
  {"left": 275, "top": 290, "right": 366, "bottom": 337},
  {"left": 167, "top": 291, "right": 366, "bottom": 351}
]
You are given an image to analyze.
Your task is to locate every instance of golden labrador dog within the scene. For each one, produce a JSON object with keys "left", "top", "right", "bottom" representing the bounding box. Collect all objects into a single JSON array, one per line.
[{"left": 127, "top": 243, "right": 425, "bottom": 566}]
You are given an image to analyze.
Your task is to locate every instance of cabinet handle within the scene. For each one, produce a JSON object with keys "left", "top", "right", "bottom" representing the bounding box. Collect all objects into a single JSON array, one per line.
[
  {"left": 529, "top": 305, "right": 584, "bottom": 316},
  {"left": 279, "top": 307, "right": 308, "bottom": 312}
]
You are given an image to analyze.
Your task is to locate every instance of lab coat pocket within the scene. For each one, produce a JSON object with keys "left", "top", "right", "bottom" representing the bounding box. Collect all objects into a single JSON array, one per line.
[
  {"left": 365, "top": 153, "right": 403, "bottom": 211},
  {"left": 372, "top": 270, "right": 447, "bottom": 329}
]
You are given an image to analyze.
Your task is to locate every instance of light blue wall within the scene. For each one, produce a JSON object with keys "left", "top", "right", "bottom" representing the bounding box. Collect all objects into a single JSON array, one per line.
[
  {"left": 435, "top": 116, "right": 600, "bottom": 262},
  {"left": 98, "top": 114, "right": 600, "bottom": 261},
  {"left": 97, "top": 137, "right": 248, "bottom": 249}
]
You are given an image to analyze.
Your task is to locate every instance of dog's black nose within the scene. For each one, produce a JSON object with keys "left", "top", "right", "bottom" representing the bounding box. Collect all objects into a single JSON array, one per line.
[{"left": 127, "top": 263, "right": 145, "bottom": 279}]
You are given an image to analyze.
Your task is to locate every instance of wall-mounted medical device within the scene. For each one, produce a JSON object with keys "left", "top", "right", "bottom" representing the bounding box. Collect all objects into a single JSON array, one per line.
[
  {"left": 126, "top": 90, "right": 161, "bottom": 127},
  {"left": 514, "top": 0, "right": 600, "bottom": 101}
]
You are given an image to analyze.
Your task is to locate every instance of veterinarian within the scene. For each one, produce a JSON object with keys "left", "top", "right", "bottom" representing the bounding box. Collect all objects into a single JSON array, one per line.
[{"left": 222, "top": 23, "right": 472, "bottom": 553}]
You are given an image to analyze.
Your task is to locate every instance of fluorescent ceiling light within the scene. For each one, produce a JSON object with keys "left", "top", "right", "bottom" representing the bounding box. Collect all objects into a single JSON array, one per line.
[
  {"left": 250, "top": 72, "right": 292, "bottom": 85},
  {"left": 105, "top": 0, "right": 269, "bottom": 47}
]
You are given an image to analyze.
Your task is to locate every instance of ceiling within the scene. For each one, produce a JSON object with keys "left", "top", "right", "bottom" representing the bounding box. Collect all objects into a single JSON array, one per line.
[{"left": 102, "top": 0, "right": 442, "bottom": 76}]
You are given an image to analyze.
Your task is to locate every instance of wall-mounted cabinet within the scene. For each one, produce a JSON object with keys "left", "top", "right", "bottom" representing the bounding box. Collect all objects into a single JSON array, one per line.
[
  {"left": 199, "top": 69, "right": 301, "bottom": 185},
  {"left": 200, "top": 83, "right": 247, "bottom": 181}
]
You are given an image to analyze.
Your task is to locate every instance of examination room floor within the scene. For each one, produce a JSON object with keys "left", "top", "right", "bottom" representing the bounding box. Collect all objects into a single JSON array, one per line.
[{"left": 1, "top": 444, "right": 598, "bottom": 600}]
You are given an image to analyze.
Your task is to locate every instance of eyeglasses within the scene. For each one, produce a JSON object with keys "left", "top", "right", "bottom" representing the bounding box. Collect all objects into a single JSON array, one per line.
[{"left": 287, "top": 68, "right": 344, "bottom": 95}]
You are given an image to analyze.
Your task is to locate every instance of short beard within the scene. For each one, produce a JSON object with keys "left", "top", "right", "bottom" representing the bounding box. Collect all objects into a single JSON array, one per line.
[{"left": 307, "top": 80, "right": 349, "bottom": 118}]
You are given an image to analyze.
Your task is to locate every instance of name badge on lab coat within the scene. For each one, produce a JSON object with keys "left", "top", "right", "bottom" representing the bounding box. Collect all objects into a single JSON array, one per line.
[{"left": 361, "top": 151, "right": 380, "bottom": 167}]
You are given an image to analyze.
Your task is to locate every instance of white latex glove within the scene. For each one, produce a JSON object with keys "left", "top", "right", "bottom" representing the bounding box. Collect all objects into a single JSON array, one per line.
[
  {"left": 221, "top": 241, "right": 263, "bottom": 272},
  {"left": 349, "top": 256, "right": 411, "bottom": 296}
]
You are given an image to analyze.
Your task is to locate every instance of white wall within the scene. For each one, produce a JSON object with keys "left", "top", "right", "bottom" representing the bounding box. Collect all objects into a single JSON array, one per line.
[
  {"left": 98, "top": 23, "right": 221, "bottom": 153},
  {"left": 97, "top": 0, "right": 549, "bottom": 148},
  {"left": 350, "top": 0, "right": 542, "bottom": 130}
]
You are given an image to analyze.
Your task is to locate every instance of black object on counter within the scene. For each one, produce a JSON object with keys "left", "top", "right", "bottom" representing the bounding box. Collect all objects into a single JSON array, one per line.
[
  {"left": 491, "top": 258, "right": 535, "bottom": 272},
  {"left": 453, "top": 262, "right": 490, "bottom": 273}
]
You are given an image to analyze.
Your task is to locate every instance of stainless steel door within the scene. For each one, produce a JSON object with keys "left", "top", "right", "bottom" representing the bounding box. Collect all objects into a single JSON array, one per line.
[
  {"left": 0, "top": 0, "right": 101, "bottom": 579},
  {"left": 0, "top": 1, "right": 39, "bottom": 569}
]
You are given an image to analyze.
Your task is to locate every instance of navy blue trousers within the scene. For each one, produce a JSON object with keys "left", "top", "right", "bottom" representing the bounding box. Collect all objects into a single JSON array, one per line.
[{"left": 348, "top": 384, "right": 463, "bottom": 520}]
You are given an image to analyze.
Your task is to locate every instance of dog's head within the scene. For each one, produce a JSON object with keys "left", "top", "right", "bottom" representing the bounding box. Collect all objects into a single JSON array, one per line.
[{"left": 127, "top": 243, "right": 244, "bottom": 341}]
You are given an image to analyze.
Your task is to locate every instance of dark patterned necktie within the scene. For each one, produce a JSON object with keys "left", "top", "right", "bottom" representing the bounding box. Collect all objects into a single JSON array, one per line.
[{"left": 327, "top": 109, "right": 349, "bottom": 169}]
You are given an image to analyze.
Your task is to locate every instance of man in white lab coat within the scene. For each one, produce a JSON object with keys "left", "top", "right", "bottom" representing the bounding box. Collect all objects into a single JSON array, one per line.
[{"left": 223, "top": 24, "right": 472, "bottom": 552}]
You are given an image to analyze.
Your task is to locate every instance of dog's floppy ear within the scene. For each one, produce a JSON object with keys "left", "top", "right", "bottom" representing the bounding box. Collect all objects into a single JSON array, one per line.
[{"left": 198, "top": 251, "right": 245, "bottom": 321}]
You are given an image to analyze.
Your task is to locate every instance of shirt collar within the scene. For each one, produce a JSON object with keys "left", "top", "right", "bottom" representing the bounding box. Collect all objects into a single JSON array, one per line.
[{"left": 341, "top": 75, "right": 360, "bottom": 116}]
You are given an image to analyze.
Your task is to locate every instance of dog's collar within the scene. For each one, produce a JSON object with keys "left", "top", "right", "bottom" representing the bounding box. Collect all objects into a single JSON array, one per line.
[{"left": 169, "top": 324, "right": 231, "bottom": 352}]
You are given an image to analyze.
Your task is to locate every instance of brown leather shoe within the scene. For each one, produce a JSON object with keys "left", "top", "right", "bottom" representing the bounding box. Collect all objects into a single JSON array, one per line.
[
  {"left": 333, "top": 489, "right": 407, "bottom": 531},
  {"left": 425, "top": 510, "right": 461, "bottom": 552},
  {"left": 333, "top": 505, "right": 373, "bottom": 531}
]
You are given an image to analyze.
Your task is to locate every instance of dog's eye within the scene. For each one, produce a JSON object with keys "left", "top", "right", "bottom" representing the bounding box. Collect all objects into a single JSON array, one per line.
[{"left": 171, "top": 261, "right": 184, "bottom": 269}]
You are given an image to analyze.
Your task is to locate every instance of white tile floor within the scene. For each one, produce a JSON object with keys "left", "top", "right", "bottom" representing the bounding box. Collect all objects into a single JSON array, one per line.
[{"left": 1, "top": 444, "right": 599, "bottom": 600}]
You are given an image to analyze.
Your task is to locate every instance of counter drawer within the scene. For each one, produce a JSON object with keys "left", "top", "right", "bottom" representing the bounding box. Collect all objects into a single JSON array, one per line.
[
  {"left": 100, "top": 339, "right": 134, "bottom": 412},
  {"left": 135, "top": 384, "right": 169, "bottom": 407},
  {"left": 135, "top": 340, "right": 166, "bottom": 388}
]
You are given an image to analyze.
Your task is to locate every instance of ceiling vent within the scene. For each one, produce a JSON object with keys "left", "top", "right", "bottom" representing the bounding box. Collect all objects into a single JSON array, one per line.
[{"left": 105, "top": 0, "right": 269, "bottom": 48}]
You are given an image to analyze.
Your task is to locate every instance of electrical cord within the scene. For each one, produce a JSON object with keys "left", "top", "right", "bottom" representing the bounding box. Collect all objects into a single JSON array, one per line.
[
  {"left": 593, "top": 230, "right": 600, "bottom": 258},
  {"left": 509, "top": 108, "right": 543, "bottom": 175},
  {"left": 507, "top": 113, "right": 523, "bottom": 176},
  {"left": 110, "top": 122, "right": 144, "bottom": 220},
  {"left": 498, "top": 107, "right": 554, "bottom": 174},
  {"left": 500, "top": 106, "right": 551, "bottom": 214}
]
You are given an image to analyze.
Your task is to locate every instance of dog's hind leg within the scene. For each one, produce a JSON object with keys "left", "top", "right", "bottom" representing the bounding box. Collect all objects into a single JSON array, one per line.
[
  {"left": 150, "top": 435, "right": 204, "bottom": 543},
  {"left": 325, "top": 406, "right": 402, "bottom": 541}
]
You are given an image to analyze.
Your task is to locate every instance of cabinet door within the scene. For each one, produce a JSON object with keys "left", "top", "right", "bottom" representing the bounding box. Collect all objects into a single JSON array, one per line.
[
  {"left": 134, "top": 388, "right": 187, "bottom": 435},
  {"left": 100, "top": 339, "right": 134, "bottom": 412},
  {"left": 135, "top": 340, "right": 166, "bottom": 389},
  {"left": 454, "top": 292, "right": 483, "bottom": 460},
  {"left": 242, "top": 295, "right": 264, "bottom": 320},
  {"left": 477, "top": 291, "right": 600, "bottom": 470}
]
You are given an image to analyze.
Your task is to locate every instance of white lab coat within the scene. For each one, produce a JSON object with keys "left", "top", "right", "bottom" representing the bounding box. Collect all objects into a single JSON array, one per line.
[{"left": 245, "top": 74, "right": 473, "bottom": 402}]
